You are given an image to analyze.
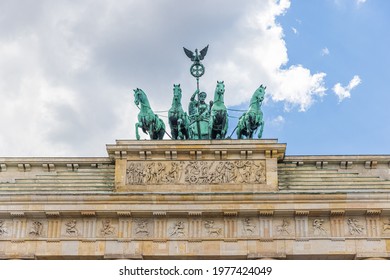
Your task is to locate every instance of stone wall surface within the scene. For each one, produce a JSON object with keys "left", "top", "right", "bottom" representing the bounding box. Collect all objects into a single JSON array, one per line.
[{"left": 0, "top": 139, "right": 390, "bottom": 259}]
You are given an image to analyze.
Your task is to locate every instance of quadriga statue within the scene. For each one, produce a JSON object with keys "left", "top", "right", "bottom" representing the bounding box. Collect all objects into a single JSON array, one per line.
[
  {"left": 236, "top": 85, "right": 265, "bottom": 139},
  {"left": 133, "top": 88, "right": 166, "bottom": 140},
  {"left": 168, "top": 84, "right": 190, "bottom": 140}
]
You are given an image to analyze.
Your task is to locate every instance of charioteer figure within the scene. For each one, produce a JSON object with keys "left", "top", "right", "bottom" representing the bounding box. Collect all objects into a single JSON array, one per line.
[{"left": 188, "top": 89, "right": 211, "bottom": 139}]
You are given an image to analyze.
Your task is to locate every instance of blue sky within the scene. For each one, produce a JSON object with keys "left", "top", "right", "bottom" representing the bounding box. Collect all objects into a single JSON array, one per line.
[
  {"left": 0, "top": 0, "right": 388, "bottom": 156},
  {"left": 268, "top": 0, "right": 390, "bottom": 155}
]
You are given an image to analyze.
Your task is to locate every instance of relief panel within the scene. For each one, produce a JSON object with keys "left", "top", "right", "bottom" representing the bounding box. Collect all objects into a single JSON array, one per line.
[
  {"left": 240, "top": 217, "right": 258, "bottom": 237},
  {"left": 309, "top": 217, "right": 330, "bottom": 237},
  {"left": 168, "top": 219, "right": 187, "bottom": 238},
  {"left": 126, "top": 160, "right": 266, "bottom": 185},
  {"left": 133, "top": 218, "right": 152, "bottom": 238},
  {"left": 63, "top": 219, "right": 81, "bottom": 237},
  {"left": 274, "top": 218, "right": 294, "bottom": 237},
  {"left": 346, "top": 218, "right": 366, "bottom": 236},
  {"left": 98, "top": 219, "right": 117, "bottom": 237},
  {"left": 381, "top": 217, "right": 390, "bottom": 236},
  {"left": 0, "top": 220, "right": 10, "bottom": 238},
  {"left": 28, "top": 220, "right": 45, "bottom": 238},
  {"left": 203, "top": 219, "right": 224, "bottom": 238}
]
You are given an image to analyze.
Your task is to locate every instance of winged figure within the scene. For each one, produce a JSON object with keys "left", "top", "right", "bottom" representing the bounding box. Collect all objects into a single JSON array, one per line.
[{"left": 183, "top": 45, "right": 209, "bottom": 63}]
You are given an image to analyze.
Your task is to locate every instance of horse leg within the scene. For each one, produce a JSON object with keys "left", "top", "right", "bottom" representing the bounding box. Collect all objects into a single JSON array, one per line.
[
  {"left": 158, "top": 128, "right": 165, "bottom": 140},
  {"left": 222, "top": 112, "right": 228, "bottom": 139},
  {"left": 158, "top": 120, "right": 165, "bottom": 140},
  {"left": 236, "top": 115, "right": 245, "bottom": 139},
  {"left": 135, "top": 123, "right": 141, "bottom": 140},
  {"left": 257, "top": 121, "right": 264, "bottom": 139},
  {"left": 236, "top": 126, "right": 242, "bottom": 139},
  {"left": 209, "top": 116, "right": 213, "bottom": 139}
]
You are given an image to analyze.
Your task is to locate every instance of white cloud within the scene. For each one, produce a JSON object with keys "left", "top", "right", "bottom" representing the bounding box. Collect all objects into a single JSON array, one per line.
[
  {"left": 333, "top": 75, "right": 362, "bottom": 102},
  {"left": 356, "top": 0, "right": 367, "bottom": 5},
  {"left": 291, "top": 27, "right": 298, "bottom": 34},
  {"left": 321, "top": 47, "right": 330, "bottom": 56},
  {"left": 0, "top": 0, "right": 330, "bottom": 156},
  {"left": 270, "top": 115, "right": 285, "bottom": 126},
  {"left": 210, "top": 0, "right": 326, "bottom": 112}
]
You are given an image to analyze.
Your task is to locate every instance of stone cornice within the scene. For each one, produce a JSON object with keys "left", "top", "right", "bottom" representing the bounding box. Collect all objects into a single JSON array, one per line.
[{"left": 106, "top": 139, "right": 287, "bottom": 160}]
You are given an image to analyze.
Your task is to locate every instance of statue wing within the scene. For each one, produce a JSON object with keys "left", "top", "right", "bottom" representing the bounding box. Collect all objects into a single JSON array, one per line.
[
  {"left": 199, "top": 45, "right": 209, "bottom": 60},
  {"left": 183, "top": 47, "right": 194, "bottom": 61}
]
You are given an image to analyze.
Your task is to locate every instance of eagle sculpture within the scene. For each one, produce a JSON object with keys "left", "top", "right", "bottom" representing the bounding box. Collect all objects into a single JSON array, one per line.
[{"left": 183, "top": 45, "right": 209, "bottom": 63}]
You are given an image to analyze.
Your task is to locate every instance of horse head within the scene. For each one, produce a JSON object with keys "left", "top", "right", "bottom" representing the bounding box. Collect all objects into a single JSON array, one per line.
[
  {"left": 134, "top": 88, "right": 150, "bottom": 108},
  {"left": 214, "top": 81, "right": 225, "bottom": 102},
  {"left": 252, "top": 84, "right": 266, "bottom": 104},
  {"left": 172, "top": 84, "right": 182, "bottom": 105}
]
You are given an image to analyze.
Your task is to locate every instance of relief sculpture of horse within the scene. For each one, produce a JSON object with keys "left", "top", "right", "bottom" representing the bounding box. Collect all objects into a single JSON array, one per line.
[
  {"left": 134, "top": 88, "right": 165, "bottom": 140},
  {"left": 209, "top": 81, "right": 228, "bottom": 139},
  {"left": 236, "top": 85, "right": 265, "bottom": 139},
  {"left": 168, "top": 84, "right": 189, "bottom": 139}
]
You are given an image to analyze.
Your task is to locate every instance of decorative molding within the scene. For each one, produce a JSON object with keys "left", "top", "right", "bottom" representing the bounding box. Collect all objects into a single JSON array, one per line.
[
  {"left": 117, "top": 211, "right": 132, "bottom": 217},
  {"left": 153, "top": 212, "right": 167, "bottom": 216},
  {"left": 0, "top": 163, "right": 6, "bottom": 172},
  {"left": 330, "top": 210, "right": 345, "bottom": 216},
  {"left": 366, "top": 210, "right": 381, "bottom": 216},
  {"left": 66, "top": 163, "right": 79, "bottom": 171},
  {"left": 223, "top": 212, "right": 238, "bottom": 217},
  {"left": 45, "top": 212, "right": 60, "bottom": 218},
  {"left": 81, "top": 211, "right": 96, "bottom": 217},
  {"left": 18, "top": 163, "right": 31, "bottom": 172},
  {"left": 340, "top": 161, "right": 353, "bottom": 169},
  {"left": 10, "top": 212, "right": 25, "bottom": 217},
  {"left": 295, "top": 211, "right": 309, "bottom": 216},
  {"left": 42, "top": 163, "right": 55, "bottom": 172},
  {"left": 188, "top": 212, "right": 202, "bottom": 216},
  {"left": 259, "top": 210, "right": 274, "bottom": 216}
]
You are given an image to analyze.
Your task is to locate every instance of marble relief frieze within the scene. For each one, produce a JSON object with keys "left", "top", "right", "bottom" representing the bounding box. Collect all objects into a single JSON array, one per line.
[
  {"left": 0, "top": 215, "right": 389, "bottom": 241},
  {"left": 126, "top": 160, "right": 266, "bottom": 185}
]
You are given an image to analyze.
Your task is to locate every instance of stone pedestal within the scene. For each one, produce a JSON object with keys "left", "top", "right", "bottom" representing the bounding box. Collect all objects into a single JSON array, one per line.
[{"left": 106, "top": 139, "right": 286, "bottom": 193}]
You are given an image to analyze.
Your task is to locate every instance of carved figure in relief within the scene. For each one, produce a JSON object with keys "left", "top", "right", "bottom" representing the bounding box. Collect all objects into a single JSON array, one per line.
[
  {"left": 243, "top": 218, "right": 256, "bottom": 235},
  {"left": 163, "top": 162, "right": 180, "bottom": 183},
  {"left": 135, "top": 219, "right": 149, "bottom": 236},
  {"left": 169, "top": 221, "right": 185, "bottom": 237},
  {"left": 347, "top": 218, "right": 364, "bottom": 235},
  {"left": 0, "top": 220, "right": 8, "bottom": 235},
  {"left": 313, "top": 219, "right": 327, "bottom": 235},
  {"left": 276, "top": 219, "right": 291, "bottom": 235},
  {"left": 204, "top": 220, "right": 222, "bottom": 237},
  {"left": 383, "top": 220, "right": 390, "bottom": 232},
  {"left": 254, "top": 163, "right": 266, "bottom": 184},
  {"left": 126, "top": 163, "right": 144, "bottom": 184},
  {"left": 101, "top": 220, "right": 115, "bottom": 236},
  {"left": 29, "top": 221, "right": 43, "bottom": 236},
  {"left": 65, "top": 220, "right": 79, "bottom": 236}
]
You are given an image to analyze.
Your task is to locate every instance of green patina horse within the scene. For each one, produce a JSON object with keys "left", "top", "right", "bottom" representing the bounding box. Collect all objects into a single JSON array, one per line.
[
  {"left": 209, "top": 81, "right": 228, "bottom": 139},
  {"left": 134, "top": 88, "right": 165, "bottom": 140},
  {"left": 236, "top": 85, "right": 266, "bottom": 139},
  {"left": 168, "top": 84, "right": 189, "bottom": 140}
]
